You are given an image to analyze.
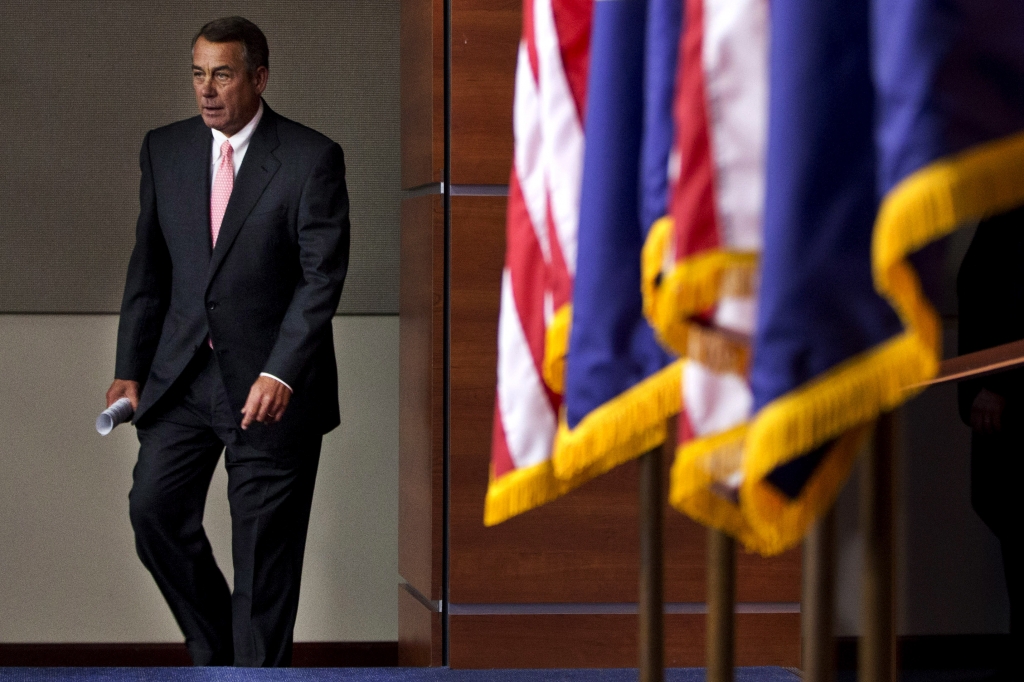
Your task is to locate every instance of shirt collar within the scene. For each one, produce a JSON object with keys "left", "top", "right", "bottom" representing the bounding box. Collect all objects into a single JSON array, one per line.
[{"left": 211, "top": 100, "right": 264, "bottom": 152}]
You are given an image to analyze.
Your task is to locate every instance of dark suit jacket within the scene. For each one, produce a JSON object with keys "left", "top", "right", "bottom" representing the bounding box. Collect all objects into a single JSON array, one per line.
[
  {"left": 115, "top": 102, "right": 350, "bottom": 449},
  {"left": 957, "top": 206, "right": 1024, "bottom": 426}
]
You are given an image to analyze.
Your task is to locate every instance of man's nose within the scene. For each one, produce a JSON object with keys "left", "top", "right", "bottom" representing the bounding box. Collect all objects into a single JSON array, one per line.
[{"left": 199, "top": 78, "right": 217, "bottom": 97}]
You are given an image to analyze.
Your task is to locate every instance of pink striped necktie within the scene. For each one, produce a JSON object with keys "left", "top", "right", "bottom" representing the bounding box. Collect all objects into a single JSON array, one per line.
[
  {"left": 210, "top": 140, "right": 234, "bottom": 246},
  {"left": 207, "top": 140, "right": 233, "bottom": 349}
]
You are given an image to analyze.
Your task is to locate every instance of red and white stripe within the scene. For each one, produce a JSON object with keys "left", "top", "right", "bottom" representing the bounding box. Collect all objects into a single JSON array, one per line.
[
  {"left": 673, "top": 0, "right": 767, "bottom": 261},
  {"left": 491, "top": 0, "right": 592, "bottom": 479},
  {"left": 674, "top": 0, "right": 768, "bottom": 445}
]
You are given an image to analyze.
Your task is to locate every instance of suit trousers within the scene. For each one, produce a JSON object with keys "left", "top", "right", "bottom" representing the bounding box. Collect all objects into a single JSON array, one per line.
[{"left": 129, "top": 347, "right": 321, "bottom": 666}]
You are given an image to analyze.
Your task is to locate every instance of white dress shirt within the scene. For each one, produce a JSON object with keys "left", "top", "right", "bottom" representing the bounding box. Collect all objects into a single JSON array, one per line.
[
  {"left": 210, "top": 100, "right": 263, "bottom": 189},
  {"left": 209, "top": 102, "right": 292, "bottom": 394}
]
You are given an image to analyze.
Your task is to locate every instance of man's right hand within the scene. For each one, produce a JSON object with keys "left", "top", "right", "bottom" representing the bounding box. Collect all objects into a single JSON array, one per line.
[
  {"left": 106, "top": 379, "right": 141, "bottom": 411},
  {"left": 971, "top": 388, "right": 1005, "bottom": 434}
]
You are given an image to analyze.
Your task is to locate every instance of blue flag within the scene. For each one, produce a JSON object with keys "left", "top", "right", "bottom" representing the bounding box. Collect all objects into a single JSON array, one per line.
[
  {"left": 639, "top": 0, "right": 682, "bottom": 234},
  {"left": 551, "top": 0, "right": 683, "bottom": 482},
  {"left": 740, "top": 0, "right": 1024, "bottom": 553}
]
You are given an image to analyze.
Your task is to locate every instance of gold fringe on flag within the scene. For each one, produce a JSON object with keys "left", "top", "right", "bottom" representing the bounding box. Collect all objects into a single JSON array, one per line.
[
  {"left": 642, "top": 215, "right": 768, "bottom": 551},
  {"left": 668, "top": 424, "right": 772, "bottom": 552},
  {"left": 487, "top": 322, "right": 684, "bottom": 526},
  {"left": 551, "top": 359, "right": 686, "bottom": 482},
  {"left": 741, "top": 129, "right": 1024, "bottom": 555},
  {"left": 484, "top": 460, "right": 584, "bottom": 526},
  {"left": 641, "top": 215, "right": 758, "bottom": 356}
]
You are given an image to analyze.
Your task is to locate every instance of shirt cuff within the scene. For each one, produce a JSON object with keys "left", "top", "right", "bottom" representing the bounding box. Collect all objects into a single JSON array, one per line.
[{"left": 259, "top": 372, "right": 293, "bottom": 393}]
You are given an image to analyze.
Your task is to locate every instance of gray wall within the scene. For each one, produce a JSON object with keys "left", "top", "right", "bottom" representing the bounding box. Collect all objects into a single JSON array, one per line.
[
  {"left": 0, "top": 0, "right": 401, "bottom": 644},
  {"left": 0, "top": 1, "right": 399, "bottom": 314},
  {"left": 0, "top": 315, "right": 397, "bottom": 642}
]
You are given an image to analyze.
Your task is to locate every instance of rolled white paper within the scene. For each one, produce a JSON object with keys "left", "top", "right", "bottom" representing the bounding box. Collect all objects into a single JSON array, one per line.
[{"left": 96, "top": 397, "right": 135, "bottom": 436}]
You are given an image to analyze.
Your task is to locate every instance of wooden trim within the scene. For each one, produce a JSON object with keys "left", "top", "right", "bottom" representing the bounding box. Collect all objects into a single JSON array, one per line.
[
  {"left": 402, "top": 580, "right": 443, "bottom": 612},
  {"left": 446, "top": 602, "right": 799, "bottom": 615},
  {"left": 399, "top": 585, "right": 444, "bottom": 666},
  {"left": 399, "top": 195, "right": 446, "bottom": 602},
  {"left": 914, "top": 338, "right": 1024, "bottom": 387},
  {"left": 0, "top": 642, "right": 397, "bottom": 667},
  {"left": 448, "top": 612, "right": 800, "bottom": 669},
  {"left": 400, "top": 0, "right": 445, "bottom": 187}
]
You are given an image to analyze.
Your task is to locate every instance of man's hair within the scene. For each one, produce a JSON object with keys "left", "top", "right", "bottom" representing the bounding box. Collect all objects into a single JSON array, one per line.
[{"left": 193, "top": 16, "right": 269, "bottom": 74}]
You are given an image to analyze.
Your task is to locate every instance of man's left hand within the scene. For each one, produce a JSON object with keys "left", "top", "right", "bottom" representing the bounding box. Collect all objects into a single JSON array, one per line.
[
  {"left": 970, "top": 388, "right": 1005, "bottom": 434},
  {"left": 240, "top": 376, "right": 292, "bottom": 430}
]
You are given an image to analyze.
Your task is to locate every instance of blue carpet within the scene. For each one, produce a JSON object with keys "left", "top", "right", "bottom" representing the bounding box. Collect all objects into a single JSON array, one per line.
[
  {"left": 0, "top": 668, "right": 798, "bottom": 682},
  {"left": 0, "top": 668, "right": 1002, "bottom": 681}
]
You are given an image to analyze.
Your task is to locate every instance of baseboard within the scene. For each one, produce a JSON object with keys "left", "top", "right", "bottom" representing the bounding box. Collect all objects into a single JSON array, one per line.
[
  {"left": 0, "top": 636, "right": 1003, "bottom": 669},
  {"left": 836, "top": 634, "right": 1010, "bottom": 670},
  {"left": 0, "top": 641, "right": 398, "bottom": 667},
  {"left": 292, "top": 642, "right": 398, "bottom": 667}
]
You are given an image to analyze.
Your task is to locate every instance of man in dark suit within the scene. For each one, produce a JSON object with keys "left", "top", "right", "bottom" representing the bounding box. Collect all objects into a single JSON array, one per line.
[
  {"left": 957, "top": 207, "right": 1023, "bottom": 677},
  {"left": 105, "top": 16, "right": 349, "bottom": 667}
]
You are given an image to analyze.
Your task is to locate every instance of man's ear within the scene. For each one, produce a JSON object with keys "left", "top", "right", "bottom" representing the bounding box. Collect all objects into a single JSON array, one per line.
[{"left": 253, "top": 66, "right": 269, "bottom": 96}]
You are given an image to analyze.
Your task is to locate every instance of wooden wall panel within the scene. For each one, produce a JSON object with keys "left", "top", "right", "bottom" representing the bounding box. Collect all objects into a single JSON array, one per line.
[
  {"left": 403, "top": 0, "right": 802, "bottom": 667},
  {"left": 447, "top": 194, "right": 506, "bottom": 553},
  {"left": 401, "top": 0, "right": 444, "bottom": 188},
  {"left": 450, "top": 0, "right": 519, "bottom": 184},
  {"left": 398, "top": 587, "right": 443, "bottom": 666},
  {"left": 398, "top": 195, "right": 445, "bottom": 602},
  {"left": 449, "top": 613, "right": 801, "bottom": 668},
  {"left": 447, "top": 195, "right": 801, "bottom": 605}
]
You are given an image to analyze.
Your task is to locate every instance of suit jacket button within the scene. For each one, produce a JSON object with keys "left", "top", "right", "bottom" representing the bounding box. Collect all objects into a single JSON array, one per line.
[{"left": 207, "top": 302, "right": 217, "bottom": 310}]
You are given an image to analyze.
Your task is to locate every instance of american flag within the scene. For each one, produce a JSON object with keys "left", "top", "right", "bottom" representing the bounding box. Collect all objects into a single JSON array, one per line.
[
  {"left": 641, "top": 0, "right": 771, "bottom": 551},
  {"left": 484, "top": 0, "right": 592, "bottom": 526}
]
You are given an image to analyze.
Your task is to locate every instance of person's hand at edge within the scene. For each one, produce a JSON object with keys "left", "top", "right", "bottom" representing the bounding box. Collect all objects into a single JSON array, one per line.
[
  {"left": 106, "top": 379, "right": 141, "bottom": 411},
  {"left": 240, "top": 375, "right": 292, "bottom": 430},
  {"left": 971, "top": 388, "right": 1005, "bottom": 434}
]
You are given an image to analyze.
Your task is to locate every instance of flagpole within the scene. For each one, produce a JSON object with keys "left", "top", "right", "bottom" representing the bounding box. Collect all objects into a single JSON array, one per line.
[
  {"left": 638, "top": 438, "right": 666, "bottom": 682},
  {"left": 707, "top": 527, "right": 736, "bottom": 682},
  {"left": 860, "top": 412, "right": 897, "bottom": 682},
  {"left": 803, "top": 507, "right": 837, "bottom": 682}
]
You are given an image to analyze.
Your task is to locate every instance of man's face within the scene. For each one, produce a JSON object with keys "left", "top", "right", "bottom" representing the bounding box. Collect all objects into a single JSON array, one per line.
[{"left": 192, "top": 37, "right": 267, "bottom": 136}]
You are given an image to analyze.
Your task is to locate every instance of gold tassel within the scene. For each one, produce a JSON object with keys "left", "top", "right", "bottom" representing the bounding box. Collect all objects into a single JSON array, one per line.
[{"left": 542, "top": 304, "right": 572, "bottom": 395}]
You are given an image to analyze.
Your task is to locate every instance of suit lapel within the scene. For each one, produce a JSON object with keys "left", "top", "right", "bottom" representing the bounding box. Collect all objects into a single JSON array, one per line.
[
  {"left": 206, "top": 106, "right": 282, "bottom": 288},
  {"left": 183, "top": 120, "right": 213, "bottom": 260}
]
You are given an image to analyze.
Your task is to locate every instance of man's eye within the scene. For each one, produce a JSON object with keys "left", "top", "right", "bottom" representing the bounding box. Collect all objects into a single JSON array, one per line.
[{"left": 216, "top": 72, "right": 230, "bottom": 81}]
